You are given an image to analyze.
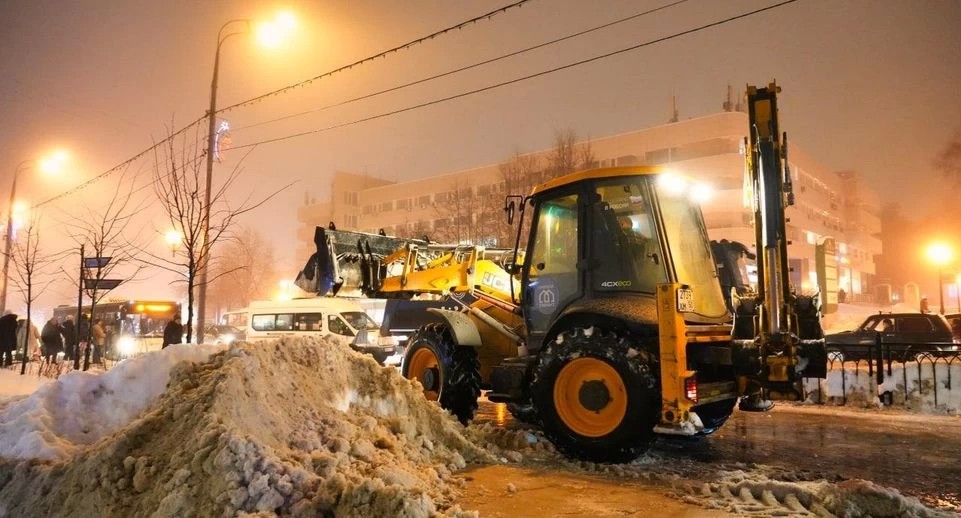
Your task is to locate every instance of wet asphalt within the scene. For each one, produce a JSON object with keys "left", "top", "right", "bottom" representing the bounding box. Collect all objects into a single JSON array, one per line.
[{"left": 474, "top": 399, "right": 961, "bottom": 512}]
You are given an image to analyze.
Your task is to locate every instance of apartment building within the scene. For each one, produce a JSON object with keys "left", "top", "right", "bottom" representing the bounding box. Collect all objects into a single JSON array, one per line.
[{"left": 296, "top": 111, "right": 882, "bottom": 298}]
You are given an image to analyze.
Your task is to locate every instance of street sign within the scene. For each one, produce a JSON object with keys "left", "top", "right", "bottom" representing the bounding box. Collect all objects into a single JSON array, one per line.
[
  {"left": 83, "top": 257, "right": 112, "bottom": 269},
  {"left": 84, "top": 278, "right": 122, "bottom": 290}
]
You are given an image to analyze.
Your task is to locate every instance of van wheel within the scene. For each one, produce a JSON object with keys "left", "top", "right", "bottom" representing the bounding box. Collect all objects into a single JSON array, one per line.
[
  {"left": 402, "top": 323, "right": 480, "bottom": 424},
  {"left": 531, "top": 327, "right": 660, "bottom": 463}
]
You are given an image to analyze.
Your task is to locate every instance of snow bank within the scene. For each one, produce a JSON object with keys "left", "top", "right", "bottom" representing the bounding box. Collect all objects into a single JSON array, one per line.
[
  {"left": 0, "top": 343, "right": 223, "bottom": 461},
  {"left": 0, "top": 367, "right": 53, "bottom": 401},
  {"left": 804, "top": 359, "right": 961, "bottom": 414},
  {"left": 0, "top": 337, "right": 491, "bottom": 517},
  {"left": 675, "top": 468, "right": 952, "bottom": 518}
]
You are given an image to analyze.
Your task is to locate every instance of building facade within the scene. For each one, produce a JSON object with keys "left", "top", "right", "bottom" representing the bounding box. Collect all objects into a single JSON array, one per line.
[{"left": 296, "top": 111, "right": 882, "bottom": 299}]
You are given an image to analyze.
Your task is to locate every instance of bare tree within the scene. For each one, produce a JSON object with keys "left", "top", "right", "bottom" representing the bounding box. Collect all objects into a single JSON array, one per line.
[
  {"left": 547, "top": 129, "right": 595, "bottom": 178},
  {"left": 9, "top": 216, "right": 58, "bottom": 375},
  {"left": 206, "top": 226, "right": 278, "bottom": 317},
  {"left": 59, "top": 168, "right": 148, "bottom": 368},
  {"left": 143, "top": 127, "right": 289, "bottom": 342},
  {"left": 431, "top": 183, "right": 481, "bottom": 244}
]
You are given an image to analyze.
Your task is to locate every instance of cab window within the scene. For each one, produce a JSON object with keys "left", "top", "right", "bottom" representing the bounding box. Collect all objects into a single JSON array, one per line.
[
  {"left": 591, "top": 181, "right": 665, "bottom": 293},
  {"left": 328, "top": 315, "right": 353, "bottom": 336}
]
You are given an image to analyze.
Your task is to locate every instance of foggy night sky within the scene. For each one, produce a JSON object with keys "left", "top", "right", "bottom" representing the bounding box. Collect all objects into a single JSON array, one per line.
[{"left": 0, "top": 0, "right": 959, "bottom": 311}]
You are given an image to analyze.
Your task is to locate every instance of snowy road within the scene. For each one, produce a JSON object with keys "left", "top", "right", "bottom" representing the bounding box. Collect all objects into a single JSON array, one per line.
[{"left": 474, "top": 399, "right": 961, "bottom": 514}]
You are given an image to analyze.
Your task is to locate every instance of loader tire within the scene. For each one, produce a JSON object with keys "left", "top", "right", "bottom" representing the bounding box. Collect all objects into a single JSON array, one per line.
[
  {"left": 531, "top": 327, "right": 660, "bottom": 463},
  {"left": 693, "top": 398, "right": 738, "bottom": 435},
  {"left": 402, "top": 323, "right": 481, "bottom": 425}
]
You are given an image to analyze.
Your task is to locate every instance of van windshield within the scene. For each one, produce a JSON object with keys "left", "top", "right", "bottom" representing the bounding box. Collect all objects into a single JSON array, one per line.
[{"left": 341, "top": 311, "right": 379, "bottom": 331}]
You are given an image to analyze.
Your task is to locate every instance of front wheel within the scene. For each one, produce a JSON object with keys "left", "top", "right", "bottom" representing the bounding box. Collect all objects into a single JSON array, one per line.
[
  {"left": 402, "top": 323, "right": 481, "bottom": 424},
  {"left": 531, "top": 327, "right": 660, "bottom": 463}
]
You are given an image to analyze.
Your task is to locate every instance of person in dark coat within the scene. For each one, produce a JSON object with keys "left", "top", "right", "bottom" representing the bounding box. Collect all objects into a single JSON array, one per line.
[
  {"left": 61, "top": 317, "right": 77, "bottom": 360},
  {"left": 0, "top": 312, "right": 17, "bottom": 367},
  {"left": 162, "top": 315, "right": 183, "bottom": 349},
  {"left": 40, "top": 317, "right": 64, "bottom": 363}
]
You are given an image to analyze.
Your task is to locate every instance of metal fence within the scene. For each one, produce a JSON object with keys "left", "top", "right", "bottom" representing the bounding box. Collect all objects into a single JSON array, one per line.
[{"left": 805, "top": 333, "right": 961, "bottom": 409}]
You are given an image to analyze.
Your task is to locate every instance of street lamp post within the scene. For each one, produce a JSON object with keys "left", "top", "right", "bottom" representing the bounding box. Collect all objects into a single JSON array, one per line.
[
  {"left": 196, "top": 14, "right": 295, "bottom": 344},
  {"left": 0, "top": 161, "right": 30, "bottom": 315},
  {"left": 926, "top": 242, "right": 953, "bottom": 315},
  {"left": 1, "top": 151, "right": 69, "bottom": 315},
  {"left": 197, "top": 18, "right": 250, "bottom": 345},
  {"left": 956, "top": 274, "right": 961, "bottom": 314}
]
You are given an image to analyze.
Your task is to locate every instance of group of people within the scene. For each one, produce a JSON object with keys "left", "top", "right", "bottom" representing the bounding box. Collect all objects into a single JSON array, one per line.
[{"left": 0, "top": 311, "right": 107, "bottom": 367}]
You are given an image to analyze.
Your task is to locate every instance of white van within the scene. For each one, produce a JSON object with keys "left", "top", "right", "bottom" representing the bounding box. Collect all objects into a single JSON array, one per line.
[{"left": 246, "top": 297, "right": 400, "bottom": 365}]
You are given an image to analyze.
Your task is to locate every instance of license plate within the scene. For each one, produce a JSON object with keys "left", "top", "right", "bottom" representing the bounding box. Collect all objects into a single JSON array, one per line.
[{"left": 677, "top": 288, "right": 695, "bottom": 313}]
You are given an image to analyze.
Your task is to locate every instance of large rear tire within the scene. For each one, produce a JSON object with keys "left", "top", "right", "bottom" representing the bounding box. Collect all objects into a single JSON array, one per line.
[
  {"left": 402, "top": 323, "right": 481, "bottom": 424},
  {"left": 531, "top": 327, "right": 660, "bottom": 463}
]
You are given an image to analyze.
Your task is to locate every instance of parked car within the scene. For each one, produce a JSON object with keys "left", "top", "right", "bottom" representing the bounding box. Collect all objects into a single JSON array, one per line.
[
  {"left": 824, "top": 312, "right": 959, "bottom": 361},
  {"left": 204, "top": 325, "right": 245, "bottom": 345}
]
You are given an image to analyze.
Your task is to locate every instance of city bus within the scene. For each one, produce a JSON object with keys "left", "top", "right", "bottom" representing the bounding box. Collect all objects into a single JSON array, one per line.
[{"left": 52, "top": 299, "right": 181, "bottom": 357}]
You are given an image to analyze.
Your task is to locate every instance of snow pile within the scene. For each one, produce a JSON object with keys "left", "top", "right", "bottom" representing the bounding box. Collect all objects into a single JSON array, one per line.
[
  {"left": 0, "top": 366, "right": 53, "bottom": 402},
  {"left": 674, "top": 468, "right": 953, "bottom": 518},
  {"left": 541, "top": 453, "right": 953, "bottom": 517},
  {"left": 803, "top": 360, "right": 961, "bottom": 414},
  {"left": 0, "top": 337, "right": 490, "bottom": 517},
  {"left": 0, "top": 343, "right": 223, "bottom": 460}
]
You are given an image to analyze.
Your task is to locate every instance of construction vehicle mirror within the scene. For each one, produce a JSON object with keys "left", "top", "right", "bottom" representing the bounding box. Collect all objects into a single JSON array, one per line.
[{"left": 505, "top": 199, "right": 516, "bottom": 225}]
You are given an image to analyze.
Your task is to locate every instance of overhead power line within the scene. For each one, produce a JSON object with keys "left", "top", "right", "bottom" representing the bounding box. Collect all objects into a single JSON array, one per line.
[
  {"left": 229, "top": 0, "right": 801, "bottom": 151},
  {"left": 217, "top": 0, "right": 533, "bottom": 115},
  {"left": 231, "top": 0, "right": 690, "bottom": 133},
  {"left": 32, "top": 0, "right": 530, "bottom": 209}
]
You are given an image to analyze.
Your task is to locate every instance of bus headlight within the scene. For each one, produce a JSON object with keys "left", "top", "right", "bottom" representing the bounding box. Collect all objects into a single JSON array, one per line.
[{"left": 117, "top": 336, "right": 137, "bottom": 356}]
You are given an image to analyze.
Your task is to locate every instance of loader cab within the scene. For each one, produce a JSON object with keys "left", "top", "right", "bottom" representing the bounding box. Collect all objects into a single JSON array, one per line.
[{"left": 518, "top": 167, "right": 727, "bottom": 348}]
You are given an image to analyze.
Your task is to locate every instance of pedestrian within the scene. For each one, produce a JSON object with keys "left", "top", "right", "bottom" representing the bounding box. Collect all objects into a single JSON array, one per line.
[
  {"left": 61, "top": 317, "right": 77, "bottom": 360},
  {"left": 16, "top": 319, "right": 40, "bottom": 359},
  {"left": 0, "top": 311, "right": 17, "bottom": 367},
  {"left": 162, "top": 315, "right": 183, "bottom": 349},
  {"left": 40, "top": 316, "right": 64, "bottom": 364},
  {"left": 90, "top": 319, "right": 107, "bottom": 363}
]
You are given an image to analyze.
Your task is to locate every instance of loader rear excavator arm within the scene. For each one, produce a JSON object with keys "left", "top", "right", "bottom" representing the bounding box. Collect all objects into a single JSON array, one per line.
[{"left": 736, "top": 82, "right": 826, "bottom": 407}]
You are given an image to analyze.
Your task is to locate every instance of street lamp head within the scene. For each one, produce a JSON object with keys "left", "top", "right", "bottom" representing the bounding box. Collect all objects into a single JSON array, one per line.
[
  {"left": 165, "top": 229, "right": 183, "bottom": 253},
  {"left": 37, "top": 149, "right": 70, "bottom": 176},
  {"left": 255, "top": 11, "right": 297, "bottom": 49},
  {"left": 926, "top": 242, "right": 953, "bottom": 267}
]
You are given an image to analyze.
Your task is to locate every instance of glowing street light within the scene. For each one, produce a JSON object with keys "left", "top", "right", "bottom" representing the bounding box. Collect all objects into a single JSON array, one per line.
[
  {"left": 165, "top": 229, "right": 183, "bottom": 257},
  {"left": 1, "top": 149, "right": 71, "bottom": 314},
  {"left": 255, "top": 11, "right": 298, "bottom": 49},
  {"left": 925, "top": 242, "right": 953, "bottom": 314},
  {"left": 196, "top": 12, "right": 297, "bottom": 344}
]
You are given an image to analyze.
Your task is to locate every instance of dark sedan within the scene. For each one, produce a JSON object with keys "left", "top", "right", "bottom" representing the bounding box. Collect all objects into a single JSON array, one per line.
[{"left": 824, "top": 312, "right": 959, "bottom": 361}]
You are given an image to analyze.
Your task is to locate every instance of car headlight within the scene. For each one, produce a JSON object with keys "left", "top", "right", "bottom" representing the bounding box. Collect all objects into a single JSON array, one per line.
[
  {"left": 118, "top": 336, "right": 137, "bottom": 356},
  {"left": 220, "top": 334, "right": 235, "bottom": 344}
]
